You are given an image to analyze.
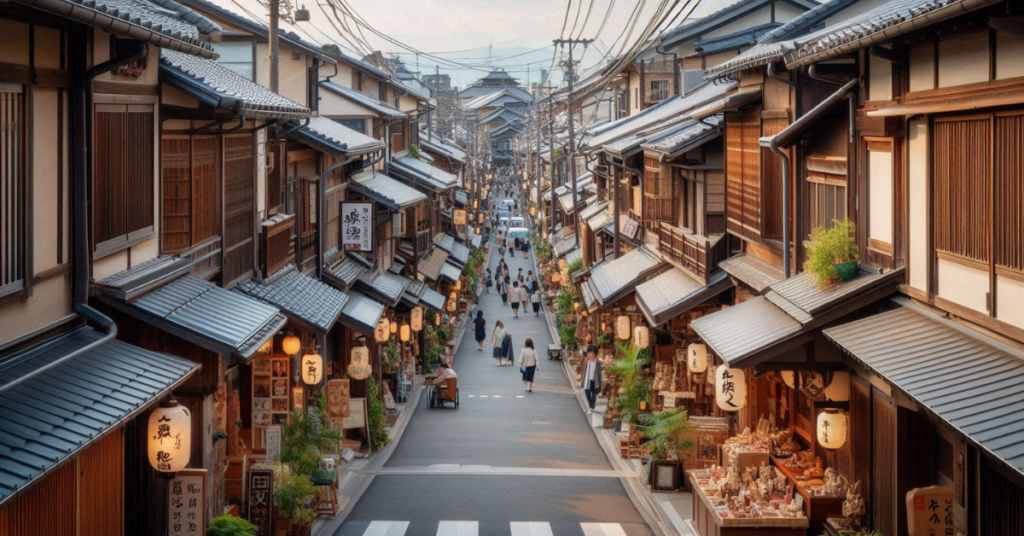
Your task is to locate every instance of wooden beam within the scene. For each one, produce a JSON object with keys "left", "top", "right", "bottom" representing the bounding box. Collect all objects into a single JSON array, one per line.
[{"left": 0, "top": 61, "right": 71, "bottom": 88}]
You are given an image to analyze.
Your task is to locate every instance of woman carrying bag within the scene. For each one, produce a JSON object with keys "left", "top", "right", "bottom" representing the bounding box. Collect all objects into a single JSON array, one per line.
[{"left": 519, "top": 338, "right": 538, "bottom": 392}]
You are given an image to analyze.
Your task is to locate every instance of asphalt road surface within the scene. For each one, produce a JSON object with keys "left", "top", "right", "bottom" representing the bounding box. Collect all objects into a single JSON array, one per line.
[{"left": 333, "top": 197, "right": 656, "bottom": 536}]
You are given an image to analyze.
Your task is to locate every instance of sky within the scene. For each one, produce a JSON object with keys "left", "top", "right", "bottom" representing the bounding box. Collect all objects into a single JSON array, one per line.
[{"left": 230, "top": 0, "right": 732, "bottom": 87}]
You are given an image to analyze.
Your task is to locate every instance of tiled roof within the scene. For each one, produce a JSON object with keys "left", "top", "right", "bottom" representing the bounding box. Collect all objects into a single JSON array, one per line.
[
  {"left": 93, "top": 255, "right": 192, "bottom": 300},
  {"left": 419, "top": 287, "right": 446, "bottom": 312},
  {"left": 291, "top": 116, "right": 385, "bottom": 156},
  {"left": 326, "top": 254, "right": 371, "bottom": 288},
  {"left": 641, "top": 115, "right": 723, "bottom": 154},
  {"left": 319, "top": 82, "right": 405, "bottom": 118},
  {"left": 637, "top": 269, "right": 732, "bottom": 327},
  {"left": 339, "top": 290, "right": 385, "bottom": 335},
  {"left": 358, "top": 271, "right": 412, "bottom": 305},
  {"left": 689, "top": 23, "right": 780, "bottom": 57},
  {"left": 160, "top": 49, "right": 310, "bottom": 119},
  {"left": 785, "top": 0, "right": 1001, "bottom": 68},
  {"left": 391, "top": 156, "right": 458, "bottom": 190},
  {"left": 579, "top": 200, "right": 608, "bottom": 222},
  {"left": 660, "top": 0, "right": 818, "bottom": 48},
  {"left": 439, "top": 262, "right": 462, "bottom": 283},
  {"left": 719, "top": 253, "right": 783, "bottom": 293},
  {"left": 434, "top": 233, "right": 456, "bottom": 253},
  {"left": 691, "top": 295, "right": 802, "bottom": 366},
  {"left": 12, "top": 0, "right": 221, "bottom": 57},
  {"left": 350, "top": 171, "right": 428, "bottom": 210},
  {"left": 178, "top": 0, "right": 333, "bottom": 61},
  {"left": 419, "top": 136, "right": 468, "bottom": 163},
  {"left": 585, "top": 248, "right": 664, "bottom": 306},
  {"left": 447, "top": 241, "right": 471, "bottom": 266},
  {"left": 418, "top": 248, "right": 450, "bottom": 281},
  {"left": 234, "top": 267, "right": 348, "bottom": 334},
  {"left": 322, "top": 45, "right": 390, "bottom": 79},
  {"left": 0, "top": 326, "right": 200, "bottom": 507}
]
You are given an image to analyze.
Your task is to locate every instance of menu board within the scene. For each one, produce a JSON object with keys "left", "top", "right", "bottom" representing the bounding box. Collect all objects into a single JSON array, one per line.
[
  {"left": 247, "top": 468, "right": 274, "bottom": 536},
  {"left": 252, "top": 357, "right": 290, "bottom": 450},
  {"left": 168, "top": 470, "right": 206, "bottom": 536}
]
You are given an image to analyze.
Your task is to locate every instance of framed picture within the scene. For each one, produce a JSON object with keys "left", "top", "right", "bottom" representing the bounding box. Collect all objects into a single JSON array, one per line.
[
  {"left": 272, "top": 379, "right": 288, "bottom": 397},
  {"left": 253, "top": 359, "right": 272, "bottom": 375},
  {"left": 272, "top": 398, "right": 289, "bottom": 412},
  {"left": 253, "top": 377, "right": 270, "bottom": 398},
  {"left": 651, "top": 460, "right": 680, "bottom": 492}
]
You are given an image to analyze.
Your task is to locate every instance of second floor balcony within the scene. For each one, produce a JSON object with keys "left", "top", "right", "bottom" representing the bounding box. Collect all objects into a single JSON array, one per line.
[{"left": 656, "top": 222, "right": 728, "bottom": 285}]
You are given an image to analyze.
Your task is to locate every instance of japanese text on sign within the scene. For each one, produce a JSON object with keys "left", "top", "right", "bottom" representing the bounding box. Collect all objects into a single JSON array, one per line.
[
  {"left": 342, "top": 202, "right": 373, "bottom": 251},
  {"left": 247, "top": 468, "right": 274, "bottom": 536},
  {"left": 168, "top": 470, "right": 206, "bottom": 536}
]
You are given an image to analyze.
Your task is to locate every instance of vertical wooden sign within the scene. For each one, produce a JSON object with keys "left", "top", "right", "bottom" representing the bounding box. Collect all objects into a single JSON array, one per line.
[
  {"left": 168, "top": 469, "right": 207, "bottom": 536},
  {"left": 247, "top": 468, "right": 274, "bottom": 536}
]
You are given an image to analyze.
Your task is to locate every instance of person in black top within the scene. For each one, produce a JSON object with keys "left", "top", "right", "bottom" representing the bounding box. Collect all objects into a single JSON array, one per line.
[{"left": 472, "top": 311, "right": 487, "bottom": 351}]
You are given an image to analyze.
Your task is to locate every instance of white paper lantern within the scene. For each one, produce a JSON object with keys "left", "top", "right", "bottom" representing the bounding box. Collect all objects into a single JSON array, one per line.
[
  {"left": 348, "top": 344, "right": 371, "bottom": 380},
  {"left": 411, "top": 307, "right": 423, "bottom": 332},
  {"left": 282, "top": 334, "right": 301, "bottom": 355},
  {"left": 400, "top": 323, "right": 411, "bottom": 342},
  {"left": 781, "top": 371, "right": 796, "bottom": 389},
  {"left": 817, "top": 409, "right": 848, "bottom": 449},
  {"left": 687, "top": 343, "right": 708, "bottom": 373},
  {"left": 301, "top": 352, "right": 323, "bottom": 385},
  {"left": 715, "top": 364, "right": 747, "bottom": 412},
  {"left": 374, "top": 319, "right": 390, "bottom": 343},
  {"left": 633, "top": 325, "right": 650, "bottom": 349},
  {"left": 824, "top": 371, "right": 850, "bottom": 402},
  {"left": 616, "top": 316, "right": 630, "bottom": 341},
  {"left": 390, "top": 319, "right": 398, "bottom": 334},
  {"left": 148, "top": 400, "right": 191, "bottom": 473}
]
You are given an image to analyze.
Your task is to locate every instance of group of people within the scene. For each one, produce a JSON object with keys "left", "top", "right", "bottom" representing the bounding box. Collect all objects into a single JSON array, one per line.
[
  {"left": 484, "top": 260, "right": 542, "bottom": 318},
  {"left": 495, "top": 232, "right": 529, "bottom": 258}
]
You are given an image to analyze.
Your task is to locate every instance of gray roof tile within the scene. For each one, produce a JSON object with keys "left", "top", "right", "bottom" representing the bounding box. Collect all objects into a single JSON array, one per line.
[
  {"left": 351, "top": 171, "right": 428, "bottom": 209},
  {"left": 641, "top": 115, "right": 723, "bottom": 153},
  {"left": 434, "top": 233, "right": 456, "bottom": 252},
  {"left": 439, "top": 262, "right": 462, "bottom": 283},
  {"left": 296, "top": 116, "right": 386, "bottom": 155},
  {"left": 339, "top": 290, "right": 385, "bottom": 335},
  {"left": 691, "top": 295, "right": 802, "bottom": 366},
  {"left": 234, "top": 267, "right": 348, "bottom": 334},
  {"left": 391, "top": 156, "right": 458, "bottom": 190},
  {"left": 636, "top": 269, "right": 732, "bottom": 327},
  {"left": 326, "top": 255, "right": 370, "bottom": 288},
  {"left": 358, "top": 271, "right": 412, "bottom": 305},
  {"left": 586, "top": 248, "right": 664, "bottom": 305},
  {"left": 419, "top": 136, "right": 468, "bottom": 163},
  {"left": 419, "top": 287, "right": 446, "bottom": 312},
  {"left": 319, "top": 81, "right": 405, "bottom": 118}
]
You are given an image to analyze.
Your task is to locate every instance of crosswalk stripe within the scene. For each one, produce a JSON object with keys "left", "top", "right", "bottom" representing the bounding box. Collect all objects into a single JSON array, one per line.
[
  {"left": 493, "top": 395, "right": 501, "bottom": 398},
  {"left": 510, "top": 522, "right": 553, "bottom": 536},
  {"left": 580, "top": 523, "right": 627, "bottom": 536},
  {"left": 436, "top": 520, "right": 478, "bottom": 536},
  {"left": 362, "top": 521, "right": 409, "bottom": 536}
]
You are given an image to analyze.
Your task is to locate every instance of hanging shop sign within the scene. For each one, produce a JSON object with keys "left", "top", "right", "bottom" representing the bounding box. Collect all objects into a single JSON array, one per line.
[
  {"left": 616, "top": 316, "right": 630, "bottom": 341},
  {"left": 453, "top": 209, "right": 467, "bottom": 225},
  {"left": 266, "top": 425, "right": 282, "bottom": 462},
  {"left": 168, "top": 469, "right": 207, "bottom": 536},
  {"left": 341, "top": 202, "right": 373, "bottom": 251},
  {"left": 149, "top": 400, "right": 191, "bottom": 473},
  {"left": 411, "top": 307, "right": 423, "bottom": 331},
  {"left": 633, "top": 325, "right": 650, "bottom": 349},
  {"left": 620, "top": 217, "right": 639, "bottom": 239},
  {"left": 348, "top": 345, "right": 371, "bottom": 380},
  {"left": 715, "top": 364, "right": 746, "bottom": 412},
  {"left": 246, "top": 468, "right": 274, "bottom": 536},
  {"left": 301, "top": 352, "right": 323, "bottom": 385},
  {"left": 906, "top": 486, "right": 956, "bottom": 536},
  {"left": 816, "top": 409, "right": 848, "bottom": 449}
]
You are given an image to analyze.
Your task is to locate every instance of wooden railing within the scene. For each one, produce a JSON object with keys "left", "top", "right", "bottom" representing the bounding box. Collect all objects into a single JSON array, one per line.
[
  {"left": 415, "top": 225, "right": 433, "bottom": 257},
  {"left": 298, "top": 230, "right": 317, "bottom": 275},
  {"left": 657, "top": 222, "right": 728, "bottom": 284},
  {"left": 260, "top": 214, "right": 295, "bottom": 278},
  {"left": 180, "top": 236, "right": 221, "bottom": 280},
  {"left": 643, "top": 195, "right": 673, "bottom": 233}
]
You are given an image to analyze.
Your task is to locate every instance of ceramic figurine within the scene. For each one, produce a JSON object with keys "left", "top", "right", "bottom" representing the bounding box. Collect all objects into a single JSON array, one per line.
[
  {"left": 821, "top": 468, "right": 849, "bottom": 496},
  {"left": 842, "top": 480, "right": 866, "bottom": 528}
]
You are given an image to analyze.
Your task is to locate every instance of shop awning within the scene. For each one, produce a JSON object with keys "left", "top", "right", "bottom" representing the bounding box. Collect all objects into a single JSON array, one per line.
[
  {"left": 579, "top": 200, "right": 608, "bottom": 224},
  {"left": 718, "top": 254, "right": 783, "bottom": 294},
  {"left": 349, "top": 171, "right": 428, "bottom": 210},
  {"left": 325, "top": 254, "right": 372, "bottom": 290},
  {"left": 288, "top": 116, "right": 384, "bottom": 157},
  {"left": 233, "top": 266, "right": 348, "bottom": 335},
  {"left": 439, "top": 262, "right": 462, "bottom": 284},
  {"left": 418, "top": 248, "right": 450, "bottom": 282},
  {"left": 356, "top": 271, "right": 413, "bottom": 307},
  {"left": 0, "top": 325, "right": 200, "bottom": 507},
  {"left": 390, "top": 156, "right": 458, "bottom": 191},
  {"left": 867, "top": 86, "right": 1024, "bottom": 117},
  {"left": 586, "top": 208, "right": 613, "bottom": 234},
  {"left": 470, "top": 232, "right": 482, "bottom": 249},
  {"left": 434, "top": 233, "right": 455, "bottom": 253},
  {"left": 403, "top": 279, "right": 427, "bottom": 308},
  {"left": 446, "top": 241, "right": 470, "bottom": 267},
  {"left": 553, "top": 236, "right": 578, "bottom": 259},
  {"left": 338, "top": 290, "right": 385, "bottom": 335},
  {"left": 824, "top": 301, "right": 1024, "bottom": 480},
  {"left": 419, "top": 287, "right": 446, "bottom": 312},
  {"left": 583, "top": 248, "right": 665, "bottom": 310},
  {"left": 581, "top": 278, "right": 598, "bottom": 310},
  {"left": 637, "top": 268, "right": 732, "bottom": 327},
  {"left": 692, "top": 267, "right": 903, "bottom": 367},
  {"left": 91, "top": 255, "right": 192, "bottom": 301},
  {"left": 99, "top": 274, "right": 286, "bottom": 362}
]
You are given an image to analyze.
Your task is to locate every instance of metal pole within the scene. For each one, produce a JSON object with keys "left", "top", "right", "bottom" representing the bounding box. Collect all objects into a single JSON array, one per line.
[
  {"left": 565, "top": 44, "right": 580, "bottom": 241},
  {"left": 269, "top": 0, "right": 280, "bottom": 93},
  {"left": 547, "top": 91, "right": 556, "bottom": 238}
]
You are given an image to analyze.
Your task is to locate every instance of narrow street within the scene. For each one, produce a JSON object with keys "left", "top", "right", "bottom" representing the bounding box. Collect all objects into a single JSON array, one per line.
[{"left": 334, "top": 199, "right": 656, "bottom": 536}]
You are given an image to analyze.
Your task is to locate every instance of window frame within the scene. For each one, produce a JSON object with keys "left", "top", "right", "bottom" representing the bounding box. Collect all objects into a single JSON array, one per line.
[
  {"left": 0, "top": 84, "right": 28, "bottom": 302},
  {"left": 865, "top": 137, "right": 895, "bottom": 257}
]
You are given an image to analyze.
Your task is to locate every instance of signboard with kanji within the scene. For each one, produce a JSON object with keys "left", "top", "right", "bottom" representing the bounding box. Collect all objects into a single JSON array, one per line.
[
  {"left": 342, "top": 202, "right": 373, "bottom": 251},
  {"left": 168, "top": 469, "right": 206, "bottom": 536},
  {"left": 247, "top": 468, "right": 274, "bottom": 536},
  {"left": 621, "top": 217, "right": 639, "bottom": 239},
  {"left": 906, "top": 486, "right": 955, "bottom": 536},
  {"left": 453, "top": 209, "right": 467, "bottom": 225}
]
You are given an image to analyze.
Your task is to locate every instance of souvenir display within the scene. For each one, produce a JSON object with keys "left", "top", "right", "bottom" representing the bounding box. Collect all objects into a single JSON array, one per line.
[
  {"left": 252, "top": 356, "right": 289, "bottom": 450},
  {"left": 690, "top": 466, "right": 808, "bottom": 526}
]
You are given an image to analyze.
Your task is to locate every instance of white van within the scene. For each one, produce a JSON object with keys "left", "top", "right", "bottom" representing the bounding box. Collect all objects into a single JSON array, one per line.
[
  {"left": 507, "top": 227, "right": 530, "bottom": 243},
  {"left": 510, "top": 216, "right": 526, "bottom": 228},
  {"left": 497, "top": 217, "right": 511, "bottom": 232}
]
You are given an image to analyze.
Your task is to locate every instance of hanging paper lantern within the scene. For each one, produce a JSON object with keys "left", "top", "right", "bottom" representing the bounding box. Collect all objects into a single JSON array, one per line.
[
  {"left": 348, "top": 344, "right": 371, "bottom": 380},
  {"left": 374, "top": 319, "right": 389, "bottom": 343},
  {"left": 573, "top": 302, "right": 580, "bottom": 312},
  {"left": 148, "top": 400, "right": 191, "bottom": 473},
  {"left": 559, "top": 258, "right": 567, "bottom": 270},
  {"left": 817, "top": 409, "right": 848, "bottom": 449},
  {"left": 301, "top": 351, "right": 323, "bottom": 385},
  {"left": 455, "top": 279, "right": 462, "bottom": 291},
  {"left": 478, "top": 213, "right": 484, "bottom": 224},
  {"left": 282, "top": 334, "right": 302, "bottom": 355},
  {"left": 411, "top": 307, "right": 423, "bottom": 332},
  {"left": 581, "top": 308, "right": 588, "bottom": 318},
  {"left": 781, "top": 371, "right": 796, "bottom": 390},
  {"left": 616, "top": 315, "right": 630, "bottom": 341},
  {"left": 687, "top": 343, "right": 708, "bottom": 373},
  {"left": 715, "top": 364, "right": 747, "bottom": 412},
  {"left": 447, "top": 297, "right": 457, "bottom": 312},
  {"left": 633, "top": 325, "right": 650, "bottom": 349},
  {"left": 824, "top": 371, "right": 850, "bottom": 402},
  {"left": 400, "top": 323, "right": 411, "bottom": 342},
  {"left": 530, "top": 206, "right": 537, "bottom": 216},
  {"left": 390, "top": 319, "right": 398, "bottom": 334}
]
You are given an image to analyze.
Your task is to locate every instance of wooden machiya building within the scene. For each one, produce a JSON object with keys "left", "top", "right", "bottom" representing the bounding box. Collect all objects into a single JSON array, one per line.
[{"left": 682, "top": 0, "right": 1024, "bottom": 535}]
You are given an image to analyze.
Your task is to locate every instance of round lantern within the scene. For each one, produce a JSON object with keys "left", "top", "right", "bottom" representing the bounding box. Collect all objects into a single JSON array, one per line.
[
  {"left": 817, "top": 409, "right": 848, "bottom": 449},
  {"left": 374, "top": 319, "right": 390, "bottom": 343},
  {"left": 781, "top": 371, "right": 796, "bottom": 390},
  {"left": 824, "top": 371, "right": 850, "bottom": 402},
  {"left": 282, "top": 333, "right": 302, "bottom": 355},
  {"left": 447, "top": 297, "right": 457, "bottom": 312},
  {"left": 573, "top": 301, "right": 580, "bottom": 313},
  {"left": 530, "top": 206, "right": 537, "bottom": 216},
  {"left": 633, "top": 325, "right": 650, "bottom": 349},
  {"left": 148, "top": 400, "right": 192, "bottom": 473},
  {"left": 687, "top": 343, "right": 708, "bottom": 373},
  {"left": 348, "top": 344, "right": 371, "bottom": 380},
  {"left": 715, "top": 364, "right": 747, "bottom": 412},
  {"left": 301, "top": 351, "right": 323, "bottom": 385},
  {"left": 616, "top": 315, "right": 630, "bottom": 341},
  {"left": 411, "top": 307, "right": 423, "bottom": 332},
  {"left": 455, "top": 279, "right": 462, "bottom": 291},
  {"left": 400, "top": 323, "right": 411, "bottom": 342}
]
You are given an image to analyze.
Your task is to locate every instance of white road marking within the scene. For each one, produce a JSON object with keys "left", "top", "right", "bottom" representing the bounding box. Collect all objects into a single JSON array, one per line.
[
  {"left": 467, "top": 395, "right": 476, "bottom": 398},
  {"left": 436, "top": 520, "right": 478, "bottom": 536},
  {"left": 492, "top": 395, "right": 501, "bottom": 398},
  {"left": 479, "top": 395, "right": 488, "bottom": 398},
  {"left": 362, "top": 521, "right": 409, "bottom": 536},
  {"left": 580, "top": 523, "right": 627, "bottom": 536},
  {"left": 510, "top": 522, "right": 553, "bottom": 536},
  {"left": 516, "top": 395, "right": 525, "bottom": 398}
]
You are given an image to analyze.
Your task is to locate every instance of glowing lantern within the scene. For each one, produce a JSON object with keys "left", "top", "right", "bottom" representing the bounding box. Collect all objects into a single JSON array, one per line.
[
  {"left": 633, "top": 325, "right": 650, "bottom": 349},
  {"left": 781, "top": 371, "right": 796, "bottom": 389},
  {"left": 348, "top": 344, "right": 371, "bottom": 380},
  {"left": 639, "top": 400, "right": 648, "bottom": 411},
  {"left": 400, "top": 323, "right": 411, "bottom": 342},
  {"left": 581, "top": 308, "right": 588, "bottom": 318},
  {"left": 817, "top": 409, "right": 848, "bottom": 449},
  {"left": 390, "top": 319, "right": 398, "bottom": 334},
  {"left": 687, "top": 343, "right": 708, "bottom": 373},
  {"left": 616, "top": 315, "right": 630, "bottom": 341},
  {"left": 148, "top": 400, "right": 191, "bottom": 473},
  {"left": 824, "top": 371, "right": 850, "bottom": 402},
  {"left": 559, "top": 258, "right": 567, "bottom": 270},
  {"left": 530, "top": 206, "right": 537, "bottom": 216},
  {"left": 282, "top": 334, "right": 302, "bottom": 355},
  {"left": 374, "top": 319, "right": 390, "bottom": 343},
  {"left": 522, "top": 182, "right": 528, "bottom": 190},
  {"left": 411, "top": 307, "right": 423, "bottom": 332},
  {"left": 435, "top": 312, "right": 442, "bottom": 326},
  {"left": 478, "top": 213, "right": 484, "bottom": 224},
  {"left": 447, "top": 296, "right": 457, "bottom": 312},
  {"left": 455, "top": 279, "right": 462, "bottom": 291},
  {"left": 301, "top": 351, "right": 323, "bottom": 385},
  {"left": 715, "top": 364, "right": 747, "bottom": 412},
  {"left": 473, "top": 199, "right": 479, "bottom": 209},
  {"left": 573, "top": 301, "right": 580, "bottom": 312}
]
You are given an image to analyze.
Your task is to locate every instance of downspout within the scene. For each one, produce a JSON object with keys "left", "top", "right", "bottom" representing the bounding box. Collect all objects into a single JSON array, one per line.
[
  {"left": 606, "top": 156, "right": 643, "bottom": 259},
  {"left": 655, "top": 42, "right": 680, "bottom": 97},
  {"left": 220, "top": 115, "right": 247, "bottom": 133},
  {"left": 278, "top": 117, "right": 311, "bottom": 139},
  {"left": 767, "top": 62, "right": 796, "bottom": 87},
  {"left": 761, "top": 135, "right": 791, "bottom": 278}
]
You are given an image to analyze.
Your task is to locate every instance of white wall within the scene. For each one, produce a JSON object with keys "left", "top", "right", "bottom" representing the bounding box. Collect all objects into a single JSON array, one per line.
[
  {"left": 938, "top": 31, "right": 989, "bottom": 88},
  {"left": 907, "top": 120, "right": 929, "bottom": 292},
  {"left": 996, "top": 30, "right": 1024, "bottom": 80},
  {"left": 937, "top": 259, "right": 989, "bottom": 314},
  {"left": 868, "top": 47, "right": 893, "bottom": 102},
  {"left": 319, "top": 88, "right": 379, "bottom": 117},
  {"left": 868, "top": 148, "right": 893, "bottom": 245},
  {"left": 996, "top": 276, "right": 1024, "bottom": 330}
]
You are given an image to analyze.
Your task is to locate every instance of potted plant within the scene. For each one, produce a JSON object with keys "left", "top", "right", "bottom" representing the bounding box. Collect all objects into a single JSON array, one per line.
[
  {"left": 805, "top": 219, "right": 859, "bottom": 288},
  {"left": 639, "top": 408, "right": 694, "bottom": 492},
  {"left": 208, "top": 515, "right": 257, "bottom": 536},
  {"left": 274, "top": 470, "right": 317, "bottom": 536},
  {"left": 276, "top": 404, "right": 342, "bottom": 534},
  {"left": 382, "top": 341, "right": 401, "bottom": 374},
  {"left": 605, "top": 343, "right": 652, "bottom": 456}
]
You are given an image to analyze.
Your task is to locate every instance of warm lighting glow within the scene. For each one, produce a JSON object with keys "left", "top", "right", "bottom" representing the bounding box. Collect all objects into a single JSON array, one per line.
[
  {"left": 573, "top": 302, "right": 580, "bottom": 312},
  {"left": 473, "top": 199, "right": 479, "bottom": 209},
  {"left": 687, "top": 344, "right": 708, "bottom": 374},
  {"left": 455, "top": 279, "right": 462, "bottom": 291},
  {"left": 301, "top": 351, "right": 323, "bottom": 385},
  {"left": 436, "top": 313, "right": 442, "bottom": 326},
  {"left": 348, "top": 344, "right": 371, "bottom": 380},
  {"left": 258, "top": 338, "right": 273, "bottom": 354},
  {"left": 487, "top": 173, "right": 493, "bottom": 179},
  {"left": 374, "top": 319, "right": 390, "bottom": 343},
  {"left": 400, "top": 323, "right": 411, "bottom": 342},
  {"left": 282, "top": 334, "right": 301, "bottom": 355},
  {"left": 715, "top": 364, "right": 747, "bottom": 412},
  {"left": 478, "top": 213, "right": 484, "bottom": 224},
  {"left": 447, "top": 298, "right": 457, "bottom": 312},
  {"left": 616, "top": 316, "right": 630, "bottom": 341},
  {"left": 581, "top": 308, "right": 588, "bottom": 318},
  {"left": 824, "top": 371, "right": 850, "bottom": 402},
  {"left": 530, "top": 206, "right": 537, "bottom": 216},
  {"left": 522, "top": 182, "right": 528, "bottom": 190},
  {"left": 633, "top": 325, "right": 650, "bottom": 349},
  {"left": 559, "top": 258, "right": 567, "bottom": 270},
  {"left": 148, "top": 400, "right": 191, "bottom": 473},
  {"left": 781, "top": 371, "right": 796, "bottom": 390},
  {"left": 411, "top": 307, "right": 423, "bottom": 332},
  {"left": 390, "top": 319, "right": 398, "bottom": 334},
  {"left": 639, "top": 400, "right": 648, "bottom": 411},
  {"left": 817, "top": 409, "right": 848, "bottom": 449}
]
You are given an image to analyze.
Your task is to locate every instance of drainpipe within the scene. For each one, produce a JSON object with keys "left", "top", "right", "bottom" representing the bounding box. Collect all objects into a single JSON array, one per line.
[
  {"left": 220, "top": 116, "right": 247, "bottom": 133},
  {"left": 606, "top": 157, "right": 643, "bottom": 259},
  {"left": 277, "top": 117, "right": 311, "bottom": 139},
  {"left": 655, "top": 42, "right": 680, "bottom": 97},
  {"left": 767, "top": 62, "right": 795, "bottom": 87},
  {"left": 762, "top": 134, "right": 791, "bottom": 278}
]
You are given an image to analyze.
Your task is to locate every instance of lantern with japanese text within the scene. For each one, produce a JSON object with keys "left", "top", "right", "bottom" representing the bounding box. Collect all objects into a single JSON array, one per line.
[
  {"left": 374, "top": 319, "right": 389, "bottom": 343},
  {"left": 348, "top": 343, "right": 371, "bottom": 380},
  {"left": 715, "top": 364, "right": 746, "bottom": 412},
  {"left": 282, "top": 334, "right": 301, "bottom": 356},
  {"left": 301, "top": 351, "right": 323, "bottom": 385},
  {"left": 817, "top": 409, "right": 848, "bottom": 449},
  {"left": 616, "top": 315, "right": 630, "bottom": 340},
  {"left": 400, "top": 323, "right": 411, "bottom": 342},
  {"left": 411, "top": 307, "right": 423, "bottom": 332},
  {"left": 633, "top": 325, "right": 650, "bottom": 349},
  {"left": 687, "top": 343, "right": 708, "bottom": 373},
  {"left": 148, "top": 399, "right": 191, "bottom": 474}
]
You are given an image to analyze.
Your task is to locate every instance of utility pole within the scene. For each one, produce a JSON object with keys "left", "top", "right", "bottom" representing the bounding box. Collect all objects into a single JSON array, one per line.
[
  {"left": 269, "top": 0, "right": 280, "bottom": 93},
  {"left": 553, "top": 38, "right": 592, "bottom": 241},
  {"left": 547, "top": 87, "right": 556, "bottom": 238}
]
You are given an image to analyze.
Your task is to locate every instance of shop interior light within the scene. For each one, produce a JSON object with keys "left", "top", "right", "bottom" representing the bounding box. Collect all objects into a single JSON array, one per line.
[{"left": 282, "top": 333, "right": 301, "bottom": 355}]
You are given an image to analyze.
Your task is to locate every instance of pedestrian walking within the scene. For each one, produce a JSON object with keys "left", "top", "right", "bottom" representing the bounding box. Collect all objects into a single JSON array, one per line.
[
  {"left": 498, "top": 278, "right": 508, "bottom": 305},
  {"left": 485, "top": 269, "right": 493, "bottom": 293},
  {"left": 491, "top": 322, "right": 508, "bottom": 365},
  {"left": 513, "top": 236, "right": 521, "bottom": 252},
  {"left": 510, "top": 282, "right": 523, "bottom": 318},
  {"left": 522, "top": 237, "right": 530, "bottom": 258},
  {"left": 520, "top": 281, "right": 529, "bottom": 312},
  {"left": 501, "top": 327, "right": 514, "bottom": 366},
  {"left": 526, "top": 271, "right": 536, "bottom": 293},
  {"left": 499, "top": 243, "right": 505, "bottom": 257},
  {"left": 507, "top": 236, "right": 514, "bottom": 257},
  {"left": 531, "top": 288, "right": 542, "bottom": 316},
  {"left": 582, "top": 346, "right": 604, "bottom": 415},
  {"left": 472, "top": 311, "right": 487, "bottom": 351},
  {"left": 519, "top": 338, "right": 538, "bottom": 392}
]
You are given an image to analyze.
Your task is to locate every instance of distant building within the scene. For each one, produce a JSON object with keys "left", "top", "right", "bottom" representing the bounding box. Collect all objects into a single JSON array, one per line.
[
  {"left": 457, "top": 68, "right": 532, "bottom": 101},
  {"left": 423, "top": 73, "right": 451, "bottom": 92}
]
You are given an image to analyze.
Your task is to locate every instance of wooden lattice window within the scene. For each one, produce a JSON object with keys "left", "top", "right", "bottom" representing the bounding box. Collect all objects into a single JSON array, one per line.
[
  {"left": 725, "top": 107, "right": 762, "bottom": 242},
  {"left": 934, "top": 115, "right": 991, "bottom": 265},
  {"left": 94, "top": 104, "right": 154, "bottom": 256},
  {"left": 806, "top": 155, "right": 847, "bottom": 235},
  {"left": 161, "top": 135, "right": 221, "bottom": 254},
  {"left": 0, "top": 87, "right": 26, "bottom": 299},
  {"left": 995, "top": 111, "right": 1024, "bottom": 275},
  {"left": 222, "top": 133, "right": 255, "bottom": 286}
]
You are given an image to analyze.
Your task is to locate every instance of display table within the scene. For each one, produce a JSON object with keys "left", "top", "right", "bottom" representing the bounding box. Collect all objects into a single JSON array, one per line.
[
  {"left": 721, "top": 444, "right": 770, "bottom": 473},
  {"left": 770, "top": 455, "right": 845, "bottom": 535},
  {"left": 689, "top": 471, "right": 808, "bottom": 536}
]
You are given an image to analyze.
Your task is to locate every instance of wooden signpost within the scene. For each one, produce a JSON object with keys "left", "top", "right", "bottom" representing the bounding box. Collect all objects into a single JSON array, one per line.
[{"left": 168, "top": 469, "right": 207, "bottom": 536}]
